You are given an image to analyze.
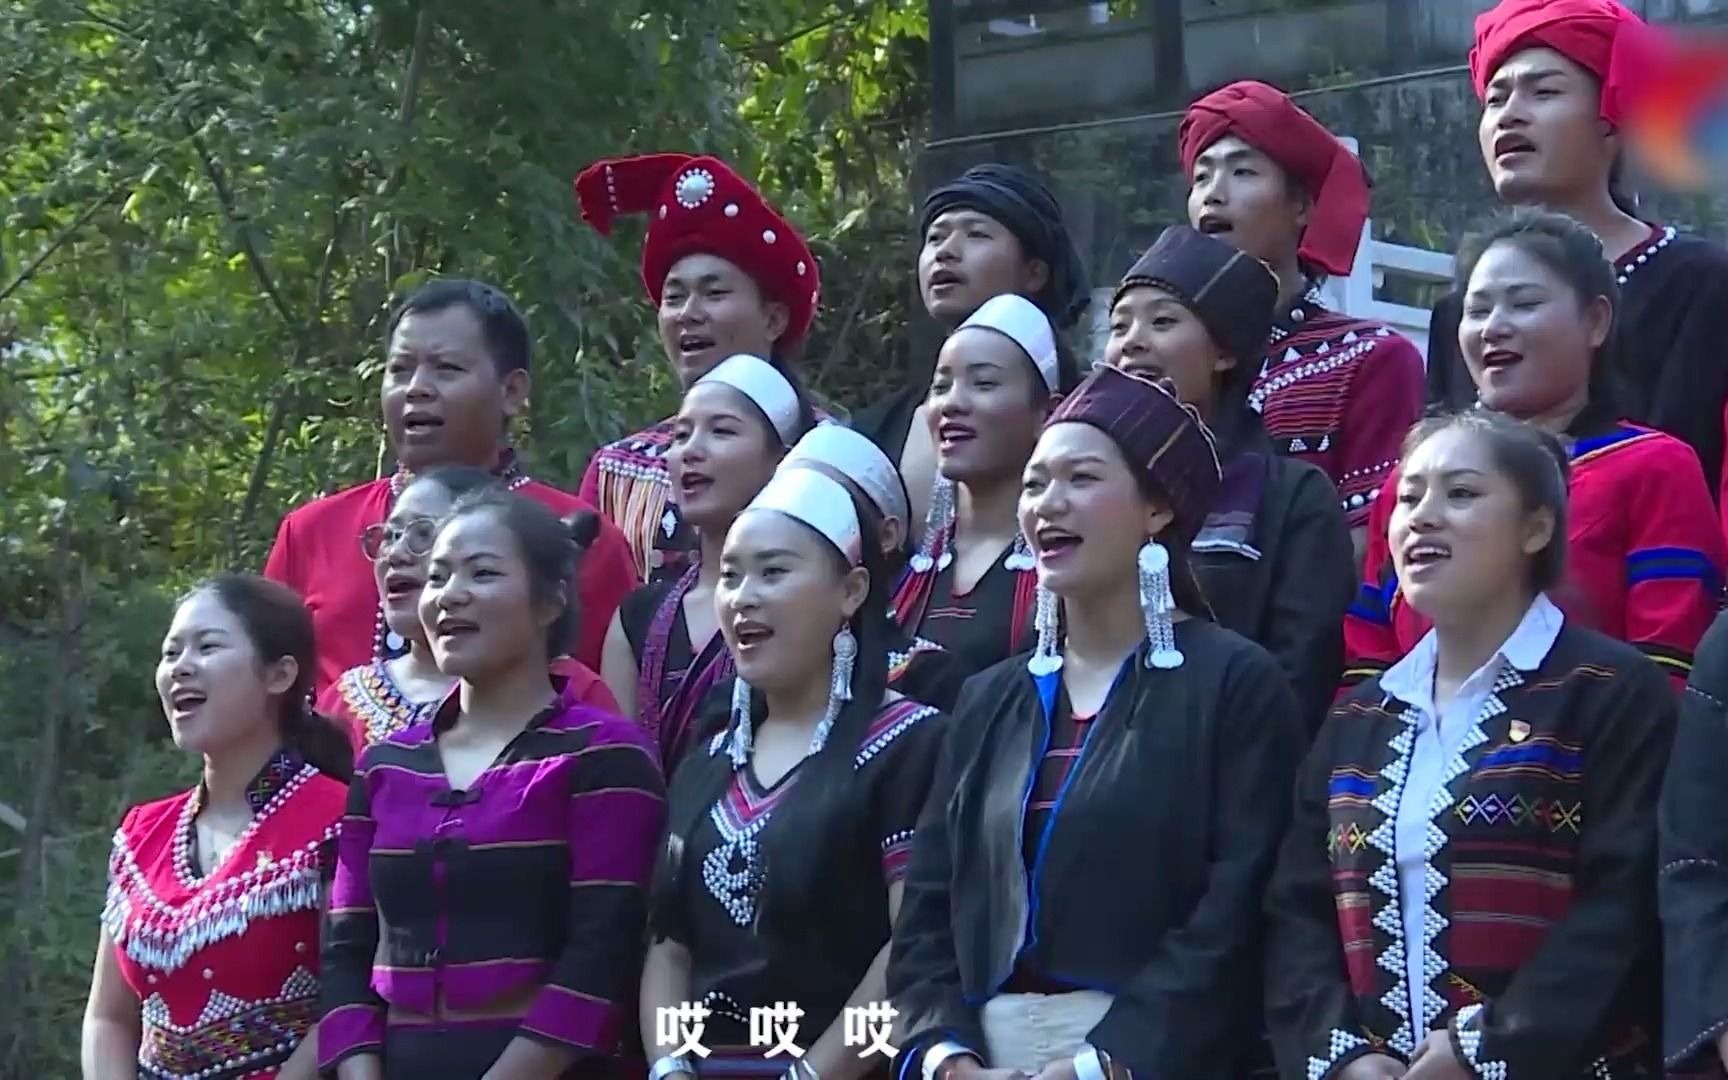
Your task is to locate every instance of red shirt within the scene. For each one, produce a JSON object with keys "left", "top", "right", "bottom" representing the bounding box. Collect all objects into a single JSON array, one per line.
[
  {"left": 103, "top": 753, "right": 345, "bottom": 1079},
  {"left": 1345, "top": 422, "right": 1726, "bottom": 691},
  {"left": 1252, "top": 299, "right": 1427, "bottom": 529},
  {"left": 264, "top": 475, "right": 637, "bottom": 696}
]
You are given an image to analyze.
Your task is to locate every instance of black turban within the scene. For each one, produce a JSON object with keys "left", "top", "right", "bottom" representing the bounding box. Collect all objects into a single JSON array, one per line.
[{"left": 920, "top": 164, "right": 1091, "bottom": 330}]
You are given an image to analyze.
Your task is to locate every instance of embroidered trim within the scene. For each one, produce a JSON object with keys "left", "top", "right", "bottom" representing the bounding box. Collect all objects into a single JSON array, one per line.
[
  {"left": 1365, "top": 714, "right": 1417, "bottom": 1055},
  {"left": 856, "top": 702, "right": 937, "bottom": 769},
  {"left": 1306, "top": 1029, "right": 1369, "bottom": 1080},
  {"left": 1248, "top": 338, "right": 1376, "bottom": 412},
  {"left": 1452, "top": 1003, "right": 1509, "bottom": 1080},
  {"left": 1371, "top": 668, "right": 1518, "bottom": 1057},
  {"left": 1665, "top": 1013, "right": 1728, "bottom": 1069},
  {"left": 103, "top": 770, "right": 336, "bottom": 972},
  {"left": 881, "top": 828, "right": 916, "bottom": 884},
  {"left": 139, "top": 965, "right": 317, "bottom": 1078},
  {"left": 340, "top": 661, "right": 435, "bottom": 745},
  {"left": 1413, "top": 667, "right": 1513, "bottom": 1037},
  {"left": 1615, "top": 225, "right": 1676, "bottom": 288},
  {"left": 886, "top": 637, "right": 943, "bottom": 681}
]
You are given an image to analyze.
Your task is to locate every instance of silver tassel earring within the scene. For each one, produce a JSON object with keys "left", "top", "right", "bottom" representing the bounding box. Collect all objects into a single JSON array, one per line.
[
  {"left": 909, "top": 476, "right": 955, "bottom": 573},
  {"left": 727, "top": 676, "right": 754, "bottom": 769},
  {"left": 1138, "top": 540, "right": 1183, "bottom": 669},
  {"left": 811, "top": 625, "right": 856, "bottom": 755},
  {"left": 1026, "top": 585, "right": 1063, "bottom": 676}
]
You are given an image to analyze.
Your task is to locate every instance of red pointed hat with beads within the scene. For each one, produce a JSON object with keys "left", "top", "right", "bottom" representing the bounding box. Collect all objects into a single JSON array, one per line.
[{"left": 574, "top": 153, "right": 820, "bottom": 343}]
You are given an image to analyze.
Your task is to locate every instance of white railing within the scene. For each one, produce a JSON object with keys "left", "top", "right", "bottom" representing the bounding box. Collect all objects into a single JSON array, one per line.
[
  {"left": 1316, "top": 218, "right": 1454, "bottom": 359},
  {"left": 1319, "top": 137, "right": 1454, "bottom": 359}
]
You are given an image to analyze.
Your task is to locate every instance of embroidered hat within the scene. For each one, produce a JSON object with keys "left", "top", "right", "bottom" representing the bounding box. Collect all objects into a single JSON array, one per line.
[
  {"left": 1178, "top": 82, "right": 1371, "bottom": 277},
  {"left": 574, "top": 153, "right": 820, "bottom": 343},
  {"left": 1045, "top": 366, "right": 1223, "bottom": 545},
  {"left": 739, "top": 468, "right": 864, "bottom": 567},
  {"left": 955, "top": 294, "right": 1061, "bottom": 392},
  {"left": 693, "top": 354, "right": 802, "bottom": 446},
  {"left": 1470, "top": 0, "right": 1660, "bottom": 125},
  {"left": 1113, "top": 226, "right": 1279, "bottom": 367},
  {"left": 782, "top": 425, "right": 911, "bottom": 528}
]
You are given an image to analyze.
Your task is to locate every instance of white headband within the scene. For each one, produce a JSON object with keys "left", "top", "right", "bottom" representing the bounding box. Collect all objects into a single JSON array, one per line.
[
  {"left": 958, "top": 294, "right": 1060, "bottom": 392},
  {"left": 739, "top": 468, "right": 864, "bottom": 566},
  {"left": 781, "top": 425, "right": 910, "bottom": 527},
  {"left": 694, "top": 354, "right": 801, "bottom": 446}
]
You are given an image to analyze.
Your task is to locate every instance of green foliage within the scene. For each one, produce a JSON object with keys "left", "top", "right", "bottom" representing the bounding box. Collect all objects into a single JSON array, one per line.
[{"left": 0, "top": 0, "right": 927, "bottom": 1071}]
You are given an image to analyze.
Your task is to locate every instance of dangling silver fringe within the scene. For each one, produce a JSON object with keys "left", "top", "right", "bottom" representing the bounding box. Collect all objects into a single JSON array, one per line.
[
  {"left": 1003, "top": 531, "right": 1036, "bottom": 572},
  {"left": 811, "top": 626, "right": 857, "bottom": 754},
  {"left": 909, "top": 476, "right": 954, "bottom": 573},
  {"left": 1139, "top": 540, "right": 1183, "bottom": 669},
  {"left": 727, "top": 676, "right": 754, "bottom": 769},
  {"left": 105, "top": 860, "right": 328, "bottom": 972},
  {"left": 1026, "top": 585, "right": 1063, "bottom": 676}
]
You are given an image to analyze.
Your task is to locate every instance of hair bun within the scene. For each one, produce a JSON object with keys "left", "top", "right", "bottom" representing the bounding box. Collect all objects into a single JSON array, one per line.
[{"left": 565, "top": 510, "right": 602, "bottom": 551}]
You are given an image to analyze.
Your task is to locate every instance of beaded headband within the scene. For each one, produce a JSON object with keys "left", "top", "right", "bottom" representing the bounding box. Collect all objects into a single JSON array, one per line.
[
  {"left": 694, "top": 354, "right": 801, "bottom": 446},
  {"left": 957, "top": 293, "right": 1060, "bottom": 392},
  {"left": 782, "top": 425, "right": 911, "bottom": 527},
  {"left": 738, "top": 468, "right": 864, "bottom": 566}
]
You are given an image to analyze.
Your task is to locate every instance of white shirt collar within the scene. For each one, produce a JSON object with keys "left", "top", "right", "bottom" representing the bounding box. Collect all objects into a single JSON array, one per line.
[{"left": 1380, "top": 593, "right": 1565, "bottom": 707}]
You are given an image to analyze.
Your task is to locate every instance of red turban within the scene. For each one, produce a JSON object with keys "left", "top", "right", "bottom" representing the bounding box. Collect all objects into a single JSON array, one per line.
[
  {"left": 1468, "top": 0, "right": 1660, "bottom": 125},
  {"left": 574, "top": 154, "right": 820, "bottom": 343},
  {"left": 1177, "top": 81, "right": 1370, "bottom": 277}
]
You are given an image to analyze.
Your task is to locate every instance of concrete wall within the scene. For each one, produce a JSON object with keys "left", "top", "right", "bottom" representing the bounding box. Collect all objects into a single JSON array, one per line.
[{"left": 924, "top": 0, "right": 1728, "bottom": 360}]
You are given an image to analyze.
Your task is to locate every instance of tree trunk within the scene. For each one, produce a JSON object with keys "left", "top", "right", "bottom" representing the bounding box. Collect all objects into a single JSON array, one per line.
[{"left": 0, "top": 512, "right": 82, "bottom": 1068}]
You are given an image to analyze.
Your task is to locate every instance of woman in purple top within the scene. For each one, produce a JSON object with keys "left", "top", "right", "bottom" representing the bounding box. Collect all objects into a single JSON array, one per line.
[{"left": 319, "top": 491, "right": 667, "bottom": 1079}]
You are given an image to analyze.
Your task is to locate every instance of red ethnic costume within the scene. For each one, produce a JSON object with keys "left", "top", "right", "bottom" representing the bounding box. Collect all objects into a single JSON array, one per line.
[
  {"left": 1179, "top": 83, "right": 1426, "bottom": 529},
  {"left": 573, "top": 154, "right": 821, "bottom": 584},
  {"left": 1346, "top": 418, "right": 1727, "bottom": 691},
  {"left": 100, "top": 749, "right": 345, "bottom": 1079},
  {"left": 264, "top": 451, "right": 636, "bottom": 696},
  {"left": 1429, "top": 0, "right": 1728, "bottom": 502}
]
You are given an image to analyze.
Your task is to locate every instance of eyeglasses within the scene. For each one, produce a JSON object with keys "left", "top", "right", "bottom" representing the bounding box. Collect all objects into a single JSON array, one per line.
[{"left": 360, "top": 518, "right": 440, "bottom": 561}]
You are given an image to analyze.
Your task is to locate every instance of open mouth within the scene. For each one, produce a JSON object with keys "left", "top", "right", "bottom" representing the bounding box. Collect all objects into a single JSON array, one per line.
[
  {"left": 170, "top": 687, "right": 207, "bottom": 712},
  {"left": 1493, "top": 133, "right": 1537, "bottom": 161},
  {"left": 1197, "top": 214, "right": 1233, "bottom": 236},
  {"left": 680, "top": 472, "right": 714, "bottom": 498},
  {"left": 928, "top": 268, "right": 965, "bottom": 290},
  {"left": 678, "top": 333, "right": 716, "bottom": 357},
  {"left": 384, "top": 571, "right": 423, "bottom": 599},
  {"left": 733, "top": 620, "right": 774, "bottom": 650},
  {"left": 1035, "top": 526, "right": 1083, "bottom": 560},
  {"left": 1481, "top": 348, "right": 1521, "bottom": 370},
  {"left": 402, "top": 413, "right": 443, "bottom": 439},
  {"left": 435, "top": 617, "right": 479, "bottom": 640},
  {"left": 937, "top": 421, "right": 976, "bottom": 449},
  {"left": 1403, "top": 541, "right": 1451, "bottom": 571}
]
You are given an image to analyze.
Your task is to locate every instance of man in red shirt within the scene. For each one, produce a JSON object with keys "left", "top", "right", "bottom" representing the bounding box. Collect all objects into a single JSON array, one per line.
[{"left": 264, "top": 278, "right": 636, "bottom": 695}]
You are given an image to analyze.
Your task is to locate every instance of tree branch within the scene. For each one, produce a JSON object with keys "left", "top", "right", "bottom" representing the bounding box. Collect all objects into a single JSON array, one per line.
[
  {"left": 0, "top": 507, "right": 82, "bottom": 1061},
  {"left": 148, "top": 56, "right": 305, "bottom": 341},
  {"left": 230, "top": 209, "right": 345, "bottom": 563},
  {"left": 0, "top": 173, "right": 135, "bottom": 304},
  {"left": 385, "top": 1, "right": 435, "bottom": 275},
  {"left": 745, "top": 1, "right": 876, "bottom": 57}
]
